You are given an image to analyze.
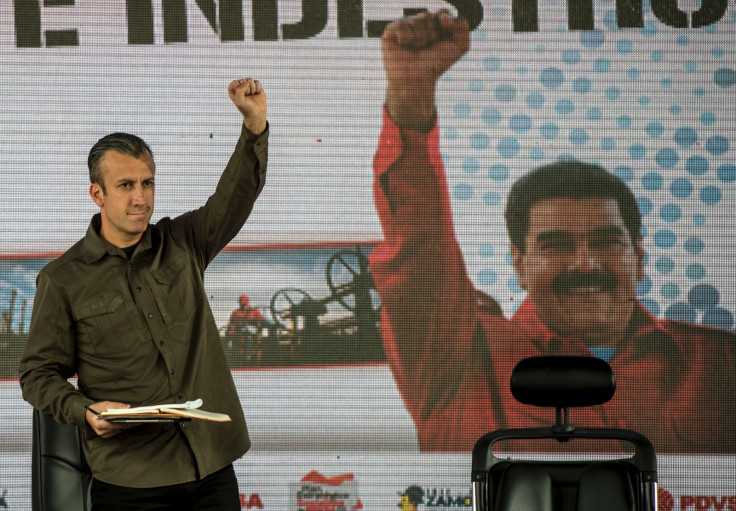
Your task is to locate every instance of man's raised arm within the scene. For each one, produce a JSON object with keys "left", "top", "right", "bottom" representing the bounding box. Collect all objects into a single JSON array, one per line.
[{"left": 370, "top": 12, "right": 500, "bottom": 449}]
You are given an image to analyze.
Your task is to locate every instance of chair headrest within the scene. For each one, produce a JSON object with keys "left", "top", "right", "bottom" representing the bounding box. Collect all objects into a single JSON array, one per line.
[{"left": 510, "top": 355, "right": 616, "bottom": 408}]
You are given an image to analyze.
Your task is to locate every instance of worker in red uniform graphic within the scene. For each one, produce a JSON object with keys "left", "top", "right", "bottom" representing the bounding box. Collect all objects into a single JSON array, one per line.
[
  {"left": 370, "top": 10, "right": 735, "bottom": 453},
  {"left": 227, "top": 294, "right": 264, "bottom": 360}
]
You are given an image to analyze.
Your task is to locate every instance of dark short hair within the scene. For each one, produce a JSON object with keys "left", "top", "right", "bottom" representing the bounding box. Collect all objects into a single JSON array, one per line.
[
  {"left": 504, "top": 160, "right": 641, "bottom": 253},
  {"left": 88, "top": 133, "right": 153, "bottom": 192}
]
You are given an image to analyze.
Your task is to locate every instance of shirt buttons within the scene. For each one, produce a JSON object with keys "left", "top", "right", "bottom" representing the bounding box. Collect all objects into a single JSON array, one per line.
[
  {"left": 136, "top": 287, "right": 142, "bottom": 292},
  {"left": 170, "top": 369, "right": 176, "bottom": 375},
  {"left": 159, "top": 341, "right": 165, "bottom": 347},
  {"left": 128, "top": 263, "right": 133, "bottom": 269},
  {"left": 178, "top": 395, "right": 184, "bottom": 401},
  {"left": 148, "top": 313, "right": 153, "bottom": 319}
]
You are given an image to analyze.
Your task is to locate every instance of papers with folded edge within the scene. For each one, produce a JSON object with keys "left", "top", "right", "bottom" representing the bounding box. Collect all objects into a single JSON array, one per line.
[{"left": 99, "top": 399, "right": 231, "bottom": 422}]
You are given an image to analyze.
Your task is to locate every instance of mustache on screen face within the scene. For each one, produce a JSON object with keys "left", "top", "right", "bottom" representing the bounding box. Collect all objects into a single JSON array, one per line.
[{"left": 551, "top": 270, "right": 618, "bottom": 296}]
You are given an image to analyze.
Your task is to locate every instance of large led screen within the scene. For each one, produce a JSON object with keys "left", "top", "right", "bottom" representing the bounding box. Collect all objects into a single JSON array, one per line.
[{"left": 1, "top": 1, "right": 734, "bottom": 509}]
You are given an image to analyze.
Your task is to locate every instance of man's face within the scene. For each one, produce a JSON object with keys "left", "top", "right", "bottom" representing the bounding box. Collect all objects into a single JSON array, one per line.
[
  {"left": 511, "top": 198, "right": 644, "bottom": 346},
  {"left": 89, "top": 150, "right": 155, "bottom": 248}
]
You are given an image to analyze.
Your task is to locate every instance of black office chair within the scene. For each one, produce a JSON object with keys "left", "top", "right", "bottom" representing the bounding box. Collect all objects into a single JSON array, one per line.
[
  {"left": 471, "top": 356, "right": 658, "bottom": 511},
  {"left": 32, "top": 409, "right": 93, "bottom": 511}
]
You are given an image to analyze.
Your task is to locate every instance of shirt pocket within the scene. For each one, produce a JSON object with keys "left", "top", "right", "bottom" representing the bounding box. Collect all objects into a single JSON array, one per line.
[
  {"left": 72, "top": 291, "right": 138, "bottom": 356},
  {"left": 150, "top": 254, "right": 198, "bottom": 342}
]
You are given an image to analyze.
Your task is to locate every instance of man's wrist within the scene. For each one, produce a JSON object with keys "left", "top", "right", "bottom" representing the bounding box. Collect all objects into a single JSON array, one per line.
[
  {"left": 385, "top": 102, "right": 437, "bottom": 133},
  {"left": 243, "top": 116, "right": 267, "bottom": 136},
  {"left": 74, "top": 398, "right": 96, "bottom": 426},
  {"left": 385, "top": 85, "right": 437, "bottom": 132}
]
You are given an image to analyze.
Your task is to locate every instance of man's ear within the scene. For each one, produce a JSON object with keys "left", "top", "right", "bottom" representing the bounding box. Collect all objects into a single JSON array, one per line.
[
  {"left": 89, "top": 183, "right": 104, "bottom": 207},
  {"left": 510, "top": 244, "right": 528, "bottom": 291}
]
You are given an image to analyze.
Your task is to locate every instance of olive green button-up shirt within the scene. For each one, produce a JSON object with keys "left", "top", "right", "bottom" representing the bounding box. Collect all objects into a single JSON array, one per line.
[{"left": 18, "top": 124, "right": 268, "bottom": 488}]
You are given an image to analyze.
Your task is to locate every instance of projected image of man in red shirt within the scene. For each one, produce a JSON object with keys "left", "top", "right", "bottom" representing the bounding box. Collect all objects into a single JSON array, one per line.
[
  {"left": 227, "top": 294, "right": 265, "bottom": 359},
  {"left": 370, "top": 10, "right": 735, "bottom": 454}
]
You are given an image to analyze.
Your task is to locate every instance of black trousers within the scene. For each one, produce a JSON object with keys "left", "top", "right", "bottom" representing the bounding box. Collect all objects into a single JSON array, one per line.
[{"left": 91, "top": 464, "right": 240, "bottom": 511}]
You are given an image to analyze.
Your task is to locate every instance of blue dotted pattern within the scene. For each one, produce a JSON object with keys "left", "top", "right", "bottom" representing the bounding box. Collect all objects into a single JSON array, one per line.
[{"left": 446, "top": 3, "right": 735, "bottom": 329}]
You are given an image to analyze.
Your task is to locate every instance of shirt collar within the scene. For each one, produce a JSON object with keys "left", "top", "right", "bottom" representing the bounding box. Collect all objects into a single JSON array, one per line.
[{"left": 82, "top": 213, "right": 152, "bottom": 263}]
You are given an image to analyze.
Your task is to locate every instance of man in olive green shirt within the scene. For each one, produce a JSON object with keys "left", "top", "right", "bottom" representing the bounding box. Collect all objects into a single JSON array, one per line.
[{"left": 18, "top": 78, "right": 268, "bottom": 510}]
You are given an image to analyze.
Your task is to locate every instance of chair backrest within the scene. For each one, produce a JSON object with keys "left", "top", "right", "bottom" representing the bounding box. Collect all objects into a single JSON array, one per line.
[
  {"left": 472, "top": 356, "right": 658, "bottom": 511},
  {"left": 32, "top": 409, "right": 92, "bottom": 511},
  {"left": 489, "top": 460, "right": 639, "bottom": 511}
]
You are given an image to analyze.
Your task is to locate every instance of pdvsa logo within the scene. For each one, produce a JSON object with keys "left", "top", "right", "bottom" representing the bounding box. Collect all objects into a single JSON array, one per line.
[
  {"left": 290, "top": 470, "right": 363, "bottom": 511},
  {"left": 657, "top": 488, "right": 736, "bottom": 511},
  {"left": 397, "top": 485, "right": 471, "bottom": 510}
]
